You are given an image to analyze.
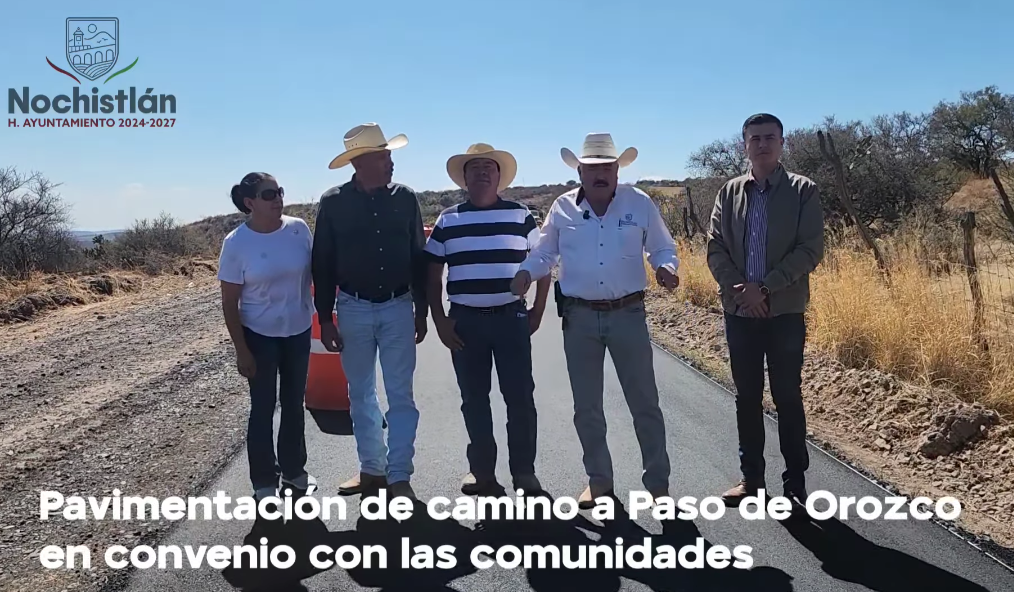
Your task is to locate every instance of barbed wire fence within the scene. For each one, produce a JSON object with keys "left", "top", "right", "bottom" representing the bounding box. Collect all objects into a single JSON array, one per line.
[{"left": 911, "top": 211, "right": 1014, "bottom": 352}]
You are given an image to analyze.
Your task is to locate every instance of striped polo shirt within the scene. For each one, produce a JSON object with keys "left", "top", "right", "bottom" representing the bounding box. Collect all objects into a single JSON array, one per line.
[{"left": 424, "top": 198, "right": 541, "bottom": 307}]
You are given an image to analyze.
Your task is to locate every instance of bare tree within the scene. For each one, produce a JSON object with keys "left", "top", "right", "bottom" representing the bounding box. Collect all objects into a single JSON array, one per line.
[
  {"left": 929, "top": 86, "right": 1014, "bottom": 233},
  {"left": 0, "top": 166, "right": 77, "bottom": 278},
  {"left": 686, "top": 136, "right": 749, "bottom": 178}
]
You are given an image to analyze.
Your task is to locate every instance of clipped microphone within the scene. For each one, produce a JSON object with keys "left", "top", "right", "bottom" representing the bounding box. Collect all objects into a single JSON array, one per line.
[{"left": 583, "top": 210, "right": 590, "bottom": 220}]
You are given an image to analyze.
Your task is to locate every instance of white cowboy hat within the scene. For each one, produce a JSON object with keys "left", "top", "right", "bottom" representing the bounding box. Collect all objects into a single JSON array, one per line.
[
  {"left": 328, "top": 123, "right": 408, "bottom": 169},
  {"left": 561, "top": 132, "right": 638, "bottom": 169},
  {"left": 446, "top": 143, "right": 517, "bottom": 192}
]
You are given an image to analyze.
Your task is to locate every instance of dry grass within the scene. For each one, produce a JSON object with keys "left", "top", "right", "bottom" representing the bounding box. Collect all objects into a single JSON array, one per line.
[
  {"left": 668, "top": 232, "right": 1014, "bottom": 415},
  {"left": 673, "top": 241, "right": 721, "bottom": 309},
  {"left": 809, "top": 242, "right": 1014, "bottom": 413},
  {"left": 0, "top": 270, "right": 148, "bottom": 322},
  {"left": 0, "top": 273, "right": 49, "bottom": 303}
]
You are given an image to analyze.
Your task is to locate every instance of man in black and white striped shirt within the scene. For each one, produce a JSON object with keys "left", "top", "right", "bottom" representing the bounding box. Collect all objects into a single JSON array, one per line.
[{"left": 425, "top": 143, "right": 550, "bottom": 497}]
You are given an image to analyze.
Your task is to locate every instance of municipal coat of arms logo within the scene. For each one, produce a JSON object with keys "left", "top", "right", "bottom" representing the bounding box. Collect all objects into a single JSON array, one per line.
[{"left": 66, "top": 18, "right": 119, "bottom": 81}]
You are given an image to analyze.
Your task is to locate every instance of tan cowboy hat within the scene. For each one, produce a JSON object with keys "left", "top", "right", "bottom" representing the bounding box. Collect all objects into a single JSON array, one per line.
[
  {"left": 328, "top": 123, "right": 408, "bottom": 169},
  {"left": 446, "top": 143, "right": 517, "bottom": 192},
  {"left": 561, "top": 132, "right": 638, "bottom": 169}
]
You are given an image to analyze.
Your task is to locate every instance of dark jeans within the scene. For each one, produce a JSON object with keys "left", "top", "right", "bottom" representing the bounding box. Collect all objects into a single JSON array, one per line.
[
  {"left": 243, "top": 325, "right": 311, "bottom": 491},
  {"left": 449, "top": 300, "right": 537, "bottom": 480},
  {"left": 724, "top": 312, "right": 809, "bottom": 494}
]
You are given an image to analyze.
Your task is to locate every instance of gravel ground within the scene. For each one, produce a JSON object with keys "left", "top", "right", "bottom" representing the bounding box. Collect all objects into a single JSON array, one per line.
[
  {"left": 0, "top": 274, "right": 251, "bottom": 592},
  {"left": 643, "top": 289, "right": 1014, "bottom": 556}
]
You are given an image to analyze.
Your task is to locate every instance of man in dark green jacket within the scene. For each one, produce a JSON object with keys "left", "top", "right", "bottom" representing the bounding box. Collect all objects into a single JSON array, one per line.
[{"left": 706, "top": 113, "right": 824, "bottom": 507}]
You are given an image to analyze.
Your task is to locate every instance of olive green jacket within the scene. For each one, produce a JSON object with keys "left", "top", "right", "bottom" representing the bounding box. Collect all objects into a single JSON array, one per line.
[{"left": 706, "top": 165, "right": 825, "bottom": 317}]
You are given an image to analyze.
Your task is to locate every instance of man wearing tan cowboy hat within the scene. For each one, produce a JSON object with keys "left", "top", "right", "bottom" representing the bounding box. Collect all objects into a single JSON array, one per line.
[
  {"left": 510, "top": 132, "right": 680, "bottom": 508},
  {"left": 311, "top": 122, "right": 429, "bottom": 501},
  {"left": 425, "top": 143, "right": 551, "bottom": 497}
]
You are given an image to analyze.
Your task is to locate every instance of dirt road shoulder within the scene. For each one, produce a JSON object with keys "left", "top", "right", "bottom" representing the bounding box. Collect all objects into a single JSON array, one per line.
[{"left": 0, "top": 275, "right": 251, "bottom": 592}]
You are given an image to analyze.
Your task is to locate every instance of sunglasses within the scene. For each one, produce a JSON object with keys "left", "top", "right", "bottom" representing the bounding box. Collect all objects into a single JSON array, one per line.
[{"left": 258, "top": 187, "right": 284, "bottom": 200}]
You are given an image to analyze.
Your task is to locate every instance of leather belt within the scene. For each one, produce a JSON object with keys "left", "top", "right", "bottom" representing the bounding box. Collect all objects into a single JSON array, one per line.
[
  {"left": 571, "top": 291, "right": 644, "bottom": 311},
  {"left": 340, "top": 285, "right": 410, "bottom": 303}
]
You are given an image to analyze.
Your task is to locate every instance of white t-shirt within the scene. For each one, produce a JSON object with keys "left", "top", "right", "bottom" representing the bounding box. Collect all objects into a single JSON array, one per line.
[{"left": 217, "top": 215, "right": 314, "bottom": 338}]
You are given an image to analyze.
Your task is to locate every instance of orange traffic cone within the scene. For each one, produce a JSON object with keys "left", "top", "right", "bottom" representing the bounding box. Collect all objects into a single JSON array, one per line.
[{"left": 305, "top": 284, "right": 354, "bottom": 435}]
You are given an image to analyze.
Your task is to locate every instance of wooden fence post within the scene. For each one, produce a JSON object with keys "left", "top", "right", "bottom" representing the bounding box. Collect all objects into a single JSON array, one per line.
[
  {"left": 817, "top": 130, "right": 890, "bottom": 278},
  {"left": 684, "top": 186, "right": 705, "bottom": 237},
  {"left": 960, "top": 211, "right": 988, "bottom": 352}
]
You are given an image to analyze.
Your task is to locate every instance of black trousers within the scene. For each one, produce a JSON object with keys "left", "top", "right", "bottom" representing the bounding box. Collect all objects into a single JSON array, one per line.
[
  {"left": 449, "top": 300, "right": 537, "bottom": 480},
  {"left": 723, "top": 312, "right": 809, "bottom": 493},
  {"left": 243, "top": 326, "right": 311, "bottom": 492}
]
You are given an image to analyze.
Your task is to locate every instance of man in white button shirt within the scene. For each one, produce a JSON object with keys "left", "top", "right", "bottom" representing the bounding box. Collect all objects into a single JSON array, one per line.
[{"left": 510, "top": 133, "right": 680, "bottom": 508}]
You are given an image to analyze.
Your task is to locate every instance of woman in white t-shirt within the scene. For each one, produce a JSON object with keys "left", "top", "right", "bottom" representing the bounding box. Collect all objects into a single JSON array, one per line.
[{"left": 217, "top": 172, "right": 316, "bottom": 502}]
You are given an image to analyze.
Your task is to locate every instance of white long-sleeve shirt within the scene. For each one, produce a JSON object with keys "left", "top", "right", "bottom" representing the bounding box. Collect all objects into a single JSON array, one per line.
[{"left": 519, "top": 184, "right": 679, "bottom": 301}]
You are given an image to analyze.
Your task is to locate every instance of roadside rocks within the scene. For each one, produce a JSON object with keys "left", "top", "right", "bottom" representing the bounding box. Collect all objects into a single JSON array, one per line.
[{"left": 918, "top": 404, "right": 1001, "bottom": 459}]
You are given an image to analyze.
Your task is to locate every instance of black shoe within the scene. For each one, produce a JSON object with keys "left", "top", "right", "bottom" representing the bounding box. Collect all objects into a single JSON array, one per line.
[
  {"left": 783, "top": 487, "right": 808, "bottom": 517},
  {"left": 462, "top": 473, "right": 504, "bottom": 496}
]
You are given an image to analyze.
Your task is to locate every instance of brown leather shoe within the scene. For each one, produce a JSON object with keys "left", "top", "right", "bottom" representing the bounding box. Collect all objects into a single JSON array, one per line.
[
  {"left": 338, "top": 472, "right": 387, "bottom": 496},
  {"left": 578, "top": 485, "right": 614, "bottom": 510},
  {"left": 721, "top": 480, "right": 763, "bottom": 507}
]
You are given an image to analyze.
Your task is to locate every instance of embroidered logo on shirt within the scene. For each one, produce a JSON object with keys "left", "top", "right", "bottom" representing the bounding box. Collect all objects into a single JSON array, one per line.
[{"left": 618, "top": 213, "right": 637, "bottom": 227}]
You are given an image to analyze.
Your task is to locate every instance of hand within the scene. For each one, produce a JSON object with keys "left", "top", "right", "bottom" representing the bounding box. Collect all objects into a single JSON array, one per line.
[
  {"left": 435, "top": 317, "right": 464, "bottom": 351},
  {"left": 733, "top": 283, "right": 765, "bottom": 306},
  {"left": 510, "top": 270, "right": 532, "bottom": 296},
  {"left": 415, "top": 316, "right": 428, "bottom": 344},
  {"left": 656, "top": 267, "right": 680, "bottom": 291},
  {"left": 741, "top": 300, "right": 769, "bottom": 317},
  {"left": 733, "top": 283, "right": 769, "bottom": 317},
  {"left": 236, "top": 347, "right": 256, "bottom": 378},
  {"left": 319, "top": 322, "right": 343, "bottom": 353},
  {"left": 527, "top": 307, "right": 544, "bottom": 335}
]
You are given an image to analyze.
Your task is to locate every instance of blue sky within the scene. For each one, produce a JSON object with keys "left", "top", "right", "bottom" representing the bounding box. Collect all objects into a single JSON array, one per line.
[{"left": 1, "top": 0, "right": 1012, "bottom": 231}]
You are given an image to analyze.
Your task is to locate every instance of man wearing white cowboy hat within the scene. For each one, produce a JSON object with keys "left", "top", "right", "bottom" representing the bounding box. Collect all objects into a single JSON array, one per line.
[
  {"left": 311, "top": 122, "right": 429, "bottom": 501},
  {"left": 510, "top": 132, "right": 680, "bottom": 508},
  {"left": 425, "top": 143, "right": 551, "bottom": 497}
]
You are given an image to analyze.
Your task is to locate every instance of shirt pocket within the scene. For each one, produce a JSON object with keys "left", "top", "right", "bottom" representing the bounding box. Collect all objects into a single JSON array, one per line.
[
  {"left": 559, "top": 219, "right": 589, "bottom": 253},
  {"left": 616, "top": 225, "right": 644, "bottom": 258}
]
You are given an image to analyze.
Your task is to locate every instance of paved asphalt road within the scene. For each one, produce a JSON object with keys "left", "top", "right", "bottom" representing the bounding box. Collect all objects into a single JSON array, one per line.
[{"left": 126, "top": 288, "right": 1014, "bottom": 592}]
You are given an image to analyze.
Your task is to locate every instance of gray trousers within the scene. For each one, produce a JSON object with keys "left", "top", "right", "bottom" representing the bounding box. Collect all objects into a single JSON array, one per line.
[{"left": 561, "top": 297, "right": 671, "bottom": 493}]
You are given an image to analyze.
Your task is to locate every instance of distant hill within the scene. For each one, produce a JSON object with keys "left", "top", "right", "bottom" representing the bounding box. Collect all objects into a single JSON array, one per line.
[{"left": 70, "top": 229, "right": 124, "bottom": 246}]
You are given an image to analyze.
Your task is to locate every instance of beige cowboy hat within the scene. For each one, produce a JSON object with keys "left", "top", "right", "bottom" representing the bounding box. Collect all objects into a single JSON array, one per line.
[
  {"left": 446, "top": 143, "right": 517, "bottom": 192},
  {"left": 328, "top": 122, "right": 408, "bottom": 169},
  {"left": 561, "top": 132, "right": 638, "bottom": 169}
]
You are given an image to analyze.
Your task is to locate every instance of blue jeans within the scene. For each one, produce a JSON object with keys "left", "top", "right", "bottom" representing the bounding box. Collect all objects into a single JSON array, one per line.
[
  {"left": 243, "top": 326, "right": 311, "bottom": 492},
  {"left": 335, "top": 291, "right": 419, "bottom": 484}
]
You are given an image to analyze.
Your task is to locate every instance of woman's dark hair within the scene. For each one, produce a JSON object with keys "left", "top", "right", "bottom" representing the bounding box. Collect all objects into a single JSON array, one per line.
[{"left": 230, "top": 172, "right": 273, "bottom": 214}]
